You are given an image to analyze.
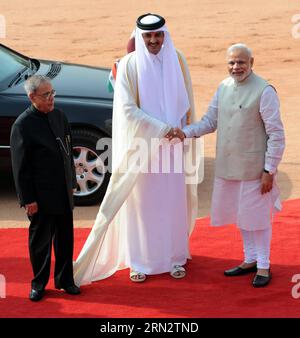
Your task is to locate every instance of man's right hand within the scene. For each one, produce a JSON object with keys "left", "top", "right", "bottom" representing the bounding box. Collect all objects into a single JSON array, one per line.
[
  {"left": 25, "top": 202, "right": 38, "bottom": 216},
  {"left": 164, "top": 127, "right": 186, "bottom": 142}
]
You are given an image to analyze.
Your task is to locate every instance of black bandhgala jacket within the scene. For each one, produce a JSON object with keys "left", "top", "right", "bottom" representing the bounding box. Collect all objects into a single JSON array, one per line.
[{"left": 10, "top": 105, "right": 77, "bottom": 214}]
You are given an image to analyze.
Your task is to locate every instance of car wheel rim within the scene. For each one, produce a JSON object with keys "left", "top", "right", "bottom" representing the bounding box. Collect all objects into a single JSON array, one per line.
[{"left": 73, "top": 146, "right": 106, "bottom": 197}]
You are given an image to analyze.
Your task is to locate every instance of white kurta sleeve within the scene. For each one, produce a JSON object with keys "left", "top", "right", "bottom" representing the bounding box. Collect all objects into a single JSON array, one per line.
[
  {"left": 182, "top": 89, "right": 219, "bottom": 138},
  {"left": 259, "top": 86, "right": 285, "bottom": 173}
]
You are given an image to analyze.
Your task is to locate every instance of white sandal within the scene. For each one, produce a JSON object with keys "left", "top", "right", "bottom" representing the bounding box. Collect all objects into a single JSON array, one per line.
[
  {"left": 170, "top": 265, "right": 186, "bottom": 279},
  {"left": 130, "top": 271, "right": 146, "bottom": 283}
]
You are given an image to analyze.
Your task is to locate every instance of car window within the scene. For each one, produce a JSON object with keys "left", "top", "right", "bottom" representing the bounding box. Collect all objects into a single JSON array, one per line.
[{"left": 0, "top": 45, "right": 30, "bottom": 88}]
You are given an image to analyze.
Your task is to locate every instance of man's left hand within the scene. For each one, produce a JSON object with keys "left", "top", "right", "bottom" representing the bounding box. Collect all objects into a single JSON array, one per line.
[{"left": 261, "top": 172, "right": 274, "bottom": 194}]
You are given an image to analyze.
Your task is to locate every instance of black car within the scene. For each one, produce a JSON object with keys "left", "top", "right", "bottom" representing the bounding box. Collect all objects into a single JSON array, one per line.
[{"left": 0, "top": 43, "right": 113, "bottom": 205}]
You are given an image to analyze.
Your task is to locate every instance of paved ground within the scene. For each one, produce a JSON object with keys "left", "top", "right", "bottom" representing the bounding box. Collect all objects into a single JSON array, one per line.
[{"left": 1, "top": 0, "right": 299, "bottom": 228}]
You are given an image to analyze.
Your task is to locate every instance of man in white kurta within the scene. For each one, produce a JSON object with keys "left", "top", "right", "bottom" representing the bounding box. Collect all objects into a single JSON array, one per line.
[
  {"left": 182, "top": 43, "right": 285, "bottom": 288},
  {"left": 73, "top": 13, "right": 199, "bottom": 285}
]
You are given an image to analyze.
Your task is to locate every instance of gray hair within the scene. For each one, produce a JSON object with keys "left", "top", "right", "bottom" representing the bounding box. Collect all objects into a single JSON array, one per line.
[
  {"left": 227, "top": 43, "right": 252, "bottom": 58},
  {"left": 24, "top": 75, "right": 51, "bottom": 95}
]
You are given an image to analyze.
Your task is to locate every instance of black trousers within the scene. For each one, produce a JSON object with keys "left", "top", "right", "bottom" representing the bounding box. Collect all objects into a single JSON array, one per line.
[{"left": 28, "top": 212, "right": 75, "bottom": 290}]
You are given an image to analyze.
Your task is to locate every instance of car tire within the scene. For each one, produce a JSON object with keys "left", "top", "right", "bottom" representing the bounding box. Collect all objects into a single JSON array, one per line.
[{"left": 71, "top": 128, "right": 111, "bottom": 206}]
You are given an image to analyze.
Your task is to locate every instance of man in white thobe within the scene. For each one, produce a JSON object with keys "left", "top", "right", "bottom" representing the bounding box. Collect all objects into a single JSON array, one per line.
[
  {"left": 175, "top": 43, "right": 285, "bottom": 287},
  {"left": 73, "top": 13, "right": 198, "bottom": 285}
]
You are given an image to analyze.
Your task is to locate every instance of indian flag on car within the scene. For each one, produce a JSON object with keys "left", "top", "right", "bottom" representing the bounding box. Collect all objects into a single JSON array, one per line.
[{"left": 107, "top": 60, "right": 119, "bottom": 92}]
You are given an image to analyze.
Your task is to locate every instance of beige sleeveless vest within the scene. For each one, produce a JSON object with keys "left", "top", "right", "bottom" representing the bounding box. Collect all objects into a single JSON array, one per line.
[{"left": 215, "top": 72, "right": 270, "bottom": 180}]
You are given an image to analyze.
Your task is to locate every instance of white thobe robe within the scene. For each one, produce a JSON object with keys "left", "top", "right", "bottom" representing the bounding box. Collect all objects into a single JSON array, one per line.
[
  {"left": 123, "top": 52, "right": 189, "bottom": 274},
  {"left": 183, "top": 86, "right": 285, "bottom": 230},
  {"left": 73, "top": 50, "right": 198, "bottom": 285}
]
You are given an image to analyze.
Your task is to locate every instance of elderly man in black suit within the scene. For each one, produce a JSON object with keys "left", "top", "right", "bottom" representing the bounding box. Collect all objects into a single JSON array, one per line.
[{"left": 10, "top": 75, "right": 80, "bottom": 301}]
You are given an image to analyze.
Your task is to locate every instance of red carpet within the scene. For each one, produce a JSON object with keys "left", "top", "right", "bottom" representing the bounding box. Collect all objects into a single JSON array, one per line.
[{"left": 0, "top": 199, "right": 300, "bottom": 318}]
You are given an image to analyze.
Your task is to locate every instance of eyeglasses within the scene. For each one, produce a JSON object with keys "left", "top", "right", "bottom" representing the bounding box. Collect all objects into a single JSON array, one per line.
[{"left": 34, "top": 89, "right": 56, "bottom": 100}]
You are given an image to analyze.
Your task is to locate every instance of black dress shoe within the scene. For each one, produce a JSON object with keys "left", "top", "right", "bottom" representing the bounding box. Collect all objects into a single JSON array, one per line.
[
  {"left": 29, "top": 289, "right": 45, "bottom": 302},
  {"left": 252, "top": 271, "right": 272, "bottom": 287},
  {"left": 224, "top": 265, "right": 257, "bottom": 276},
  {"left": 56, "top": 285, "right": 81, "bottom": 295}
]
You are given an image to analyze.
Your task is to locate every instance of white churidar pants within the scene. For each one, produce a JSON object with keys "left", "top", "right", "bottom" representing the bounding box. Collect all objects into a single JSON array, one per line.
[
  {"left": 240, "top": 228, "right": 272, "bottom": 269},
  {"left": 210, "top": 177, "right": 280, "bottom": 269}
]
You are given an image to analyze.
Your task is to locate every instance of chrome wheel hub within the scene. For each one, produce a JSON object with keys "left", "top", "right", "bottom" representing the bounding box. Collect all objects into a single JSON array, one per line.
[{"left": 73, "top": 146, "right": 106, "bottom": 197}]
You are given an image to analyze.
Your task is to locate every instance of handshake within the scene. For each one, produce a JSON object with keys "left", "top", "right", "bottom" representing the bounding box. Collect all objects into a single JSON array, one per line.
[{"left": 164, "top": 127, "right": 186, "bottom": 142}]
